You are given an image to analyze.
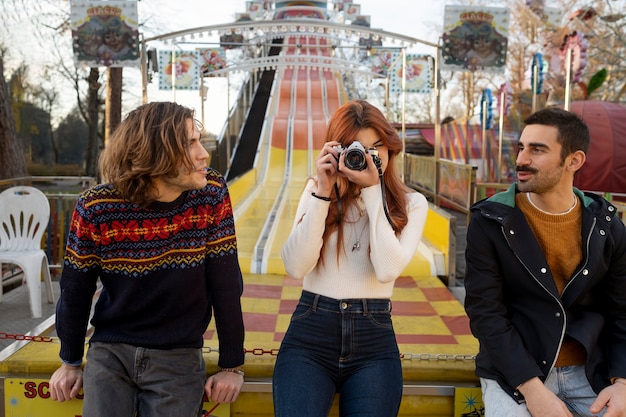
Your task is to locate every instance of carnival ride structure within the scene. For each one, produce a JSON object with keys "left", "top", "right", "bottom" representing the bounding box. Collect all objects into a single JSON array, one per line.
[{"left": 0, "top": 4, "right": 482, "bottom": 417}]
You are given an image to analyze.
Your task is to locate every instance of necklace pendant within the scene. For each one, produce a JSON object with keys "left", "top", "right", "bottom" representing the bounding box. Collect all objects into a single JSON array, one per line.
[{"left": 352, "top": 242, "right": 360, "bottom": 252}]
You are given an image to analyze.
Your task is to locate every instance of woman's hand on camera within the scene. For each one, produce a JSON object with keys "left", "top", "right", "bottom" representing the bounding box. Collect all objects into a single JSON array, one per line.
[
  {"left": 339, "top": 151, "right": 380, "bottom": 188},
  {"left": 315, "top": 141, "right": 341, "bottom": 196}
]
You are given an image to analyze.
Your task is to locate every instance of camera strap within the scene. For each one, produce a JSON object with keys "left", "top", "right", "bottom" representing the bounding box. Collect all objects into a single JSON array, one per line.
[{"left": 373, "top": 155, "right": 398, "bottom": 232}]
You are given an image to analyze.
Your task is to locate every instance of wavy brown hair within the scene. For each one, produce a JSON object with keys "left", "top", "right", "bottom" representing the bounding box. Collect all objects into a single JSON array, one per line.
[
  {"left": 319, "top": 100, "right": 412, "bottom": 262},
  {"left": 99, "top": 102, "right": 198, "bottom": 207}
]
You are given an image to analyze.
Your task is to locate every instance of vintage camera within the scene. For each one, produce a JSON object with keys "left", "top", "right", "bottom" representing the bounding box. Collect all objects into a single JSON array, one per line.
[{"left": 334, "top": 142, "right": 378, "bottom": 171}]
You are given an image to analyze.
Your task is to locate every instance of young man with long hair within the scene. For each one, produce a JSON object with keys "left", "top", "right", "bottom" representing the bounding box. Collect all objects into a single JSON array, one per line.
[{"left": 49, "top": 102, "right": 245, "bottom": 416}]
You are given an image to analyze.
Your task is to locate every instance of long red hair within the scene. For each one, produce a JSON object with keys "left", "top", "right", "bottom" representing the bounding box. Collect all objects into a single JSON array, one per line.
[{"left": 319, "top": 100, "right": 411, "bottom": 262}]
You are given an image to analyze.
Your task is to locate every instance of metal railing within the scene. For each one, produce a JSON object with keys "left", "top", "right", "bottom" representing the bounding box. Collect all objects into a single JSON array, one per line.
[{"left": 404, "top": 154, "right": 477, "bottom": 225}]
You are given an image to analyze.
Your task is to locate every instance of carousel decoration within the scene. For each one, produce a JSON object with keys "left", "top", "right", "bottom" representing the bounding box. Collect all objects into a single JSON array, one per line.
[
  {"left": 480, "top": 88, "right": 494, "bottom": 129},
  {"left": 441, "top": 6, "right": 510, "bottom": 73},
  {"left": 558, "top": 31, "right": 588, "bottom": 84}
]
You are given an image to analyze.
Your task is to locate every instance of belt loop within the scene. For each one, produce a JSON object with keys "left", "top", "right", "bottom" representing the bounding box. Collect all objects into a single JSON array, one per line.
[
  {"left": 312, "top": 294, "right": 320, "bottom": 311},
  {"left": 362, "top": 299, "right": 368, "bottom": 316}
]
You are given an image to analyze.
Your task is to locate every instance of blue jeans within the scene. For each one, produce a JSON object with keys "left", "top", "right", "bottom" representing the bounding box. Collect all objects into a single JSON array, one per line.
[
  {"left": 481, "top": 365, "right": 604, "bottom": 417},
  {"left": 272, "top": 290, "right": 402, "bottom": 417},
  {"left": 83, "top": 342, "right": 206, "bottom": 417}
]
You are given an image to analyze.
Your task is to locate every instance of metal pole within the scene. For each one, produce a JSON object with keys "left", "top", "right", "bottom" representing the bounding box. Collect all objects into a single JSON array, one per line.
[
  {"left": 140, "top": 34, "right": 148, "bottom": 104},
  {"left": 226, "top": 72, "right": 231, "bottom": 170},
  {"left": 200, "top": 76, "right": 206, "bottom": 131},
  {"left": 564, "top": 47, "right": 572, "bottom": 111},
  {"left": 498, "top": 91, "right": 505, "bottom": 183},
  {"left": 401, "top": 48, "right": 406, "bottom": 183},
  {"left": 531, "top": 63, "right": 538, "bottom": 113},
  {"left": 481, "top": 99, "right": 487, "bottom": 182},
  {"left": 385, "top": 50, "right": 403, "bottom": 122},
  {"left": 171, "top": 45, "right": 176, "bottom": 102},
  {"left": 433, "top": 47, "right": 441, "bottom": 206},
  {"left": 385, "top": 77, "right": 390, "bottom": 121}
]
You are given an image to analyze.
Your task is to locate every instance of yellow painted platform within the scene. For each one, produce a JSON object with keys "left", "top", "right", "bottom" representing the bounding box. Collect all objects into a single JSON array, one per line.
[{"left": 1, "top": 272, "right": 478, "bottom": 416}]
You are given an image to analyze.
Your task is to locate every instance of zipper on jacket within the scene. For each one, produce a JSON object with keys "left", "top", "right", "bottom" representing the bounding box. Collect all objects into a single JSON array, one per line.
[{"left": 502, "top": 225, "right": 567, "bottom": 376}]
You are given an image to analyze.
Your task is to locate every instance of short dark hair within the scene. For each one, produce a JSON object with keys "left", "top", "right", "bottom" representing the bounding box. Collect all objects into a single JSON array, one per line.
[{"left": 524, "top": 107, "right": 590, "bottom": 162}]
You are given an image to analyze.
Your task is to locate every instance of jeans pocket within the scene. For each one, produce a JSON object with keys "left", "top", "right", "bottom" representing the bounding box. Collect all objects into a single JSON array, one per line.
[
  {"left": 290, "top": 303, "right": 314, "bottom": 321},
  {"left": 368, "top": 311, "right": 393, "bottom": 329}
]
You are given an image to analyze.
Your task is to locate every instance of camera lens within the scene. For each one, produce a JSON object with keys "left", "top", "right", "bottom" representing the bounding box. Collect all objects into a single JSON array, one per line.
[{"left": 345, "top": 148, "right": 366, "bottom": 170}]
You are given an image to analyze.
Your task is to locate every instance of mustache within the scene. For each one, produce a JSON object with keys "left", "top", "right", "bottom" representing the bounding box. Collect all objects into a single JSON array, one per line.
[{"left": 516, "top": 166, "right": 538, "bottom": 174}]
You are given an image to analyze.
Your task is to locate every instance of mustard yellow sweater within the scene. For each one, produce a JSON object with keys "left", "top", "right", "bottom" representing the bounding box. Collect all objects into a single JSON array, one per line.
[{"left": 517, "top": 192, "right": 585, "bottom": 366}]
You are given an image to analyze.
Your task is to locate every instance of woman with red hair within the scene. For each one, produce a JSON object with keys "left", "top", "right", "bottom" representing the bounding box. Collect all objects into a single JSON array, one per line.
[{"left": 273, "top": 100, "right": 428, "bottom": 417}]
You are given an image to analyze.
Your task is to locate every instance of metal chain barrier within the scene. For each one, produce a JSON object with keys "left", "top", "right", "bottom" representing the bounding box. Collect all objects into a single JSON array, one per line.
[
  {"left": 1, "top": 333, "right": 476, "bottom": 362},
  {"left": 244, "top": 348, "right": 280, "bottom": 356},
  {"left": 212, "top": 347, "right": 475, "bottom": 362},
  {"left": 0, "top": 332, "right": 53, "bottom": 343},
  {"left": 400, "top": 353, "right": 476, "bottom": 362}
]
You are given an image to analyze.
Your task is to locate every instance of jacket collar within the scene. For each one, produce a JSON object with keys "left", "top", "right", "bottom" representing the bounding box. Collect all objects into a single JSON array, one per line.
[{"left": 472, "top": 184, "right": 617, "bottom": 225}]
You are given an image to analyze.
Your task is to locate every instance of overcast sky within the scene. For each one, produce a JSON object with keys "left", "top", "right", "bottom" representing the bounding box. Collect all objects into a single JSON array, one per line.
[
  {"left": 141, "top": 0, "right": 445, "bottom": 46},
  {"left": 138, "top": 0, "right": 446, "bottom": 132},
  {"left": 3, "top": 1, "right": 446, "bottom": 132}
]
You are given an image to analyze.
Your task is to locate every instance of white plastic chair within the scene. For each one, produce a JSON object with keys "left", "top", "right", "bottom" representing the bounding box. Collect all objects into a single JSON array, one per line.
[{"left": 0, "top": 186, "right": 54, "bottom": 318}]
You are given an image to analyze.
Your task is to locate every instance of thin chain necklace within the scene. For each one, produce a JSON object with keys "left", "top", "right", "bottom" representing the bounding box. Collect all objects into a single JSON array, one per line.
[
  {"left": 352, "top": 220, "right": 368, "bottom": 251},
  {"left": 349, "top": 199, "right": 367, "bottom": 252},
  {"left": 526, "top": 192, "right": 578, "bottom": 215}
]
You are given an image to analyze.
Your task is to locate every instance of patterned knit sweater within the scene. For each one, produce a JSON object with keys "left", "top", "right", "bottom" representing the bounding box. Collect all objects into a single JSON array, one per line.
[{"left": 56, "top": 169, "right": 245, "bottom": 369}]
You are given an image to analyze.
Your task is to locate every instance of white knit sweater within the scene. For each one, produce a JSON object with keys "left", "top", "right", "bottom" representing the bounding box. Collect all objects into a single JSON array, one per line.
[{"left": 281, "top": 180, "right": 428, "bottom": 299}]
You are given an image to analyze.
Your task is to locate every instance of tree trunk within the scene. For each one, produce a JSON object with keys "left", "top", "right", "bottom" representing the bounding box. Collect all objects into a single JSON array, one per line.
[
  {"left": 85, "top": 67, "right": 100, "bottom": 177},
  {"left": 0, "top": 53, "right": 28, "bottom": 180},
  {"left": 48, "top": 112, "right": 59, "bottom": 165},
  {"left": 105, "top": 67, "right": 123, "bottom": 147}
]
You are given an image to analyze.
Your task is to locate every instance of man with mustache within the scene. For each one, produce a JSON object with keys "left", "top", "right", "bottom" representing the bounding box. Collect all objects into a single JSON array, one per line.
[{"left": 464, "top": 107, "right": 626, "bottom": 417}]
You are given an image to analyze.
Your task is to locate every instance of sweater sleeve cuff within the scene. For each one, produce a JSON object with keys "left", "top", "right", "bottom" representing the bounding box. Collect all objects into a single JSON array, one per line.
[{"left": 61, "top": 358, "right": 83, "bottom": 367}]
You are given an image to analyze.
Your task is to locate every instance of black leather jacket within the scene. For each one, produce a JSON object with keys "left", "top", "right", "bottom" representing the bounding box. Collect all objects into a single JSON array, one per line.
[{"left": 464, "top": 184, "right": 626, "bottom": 402}]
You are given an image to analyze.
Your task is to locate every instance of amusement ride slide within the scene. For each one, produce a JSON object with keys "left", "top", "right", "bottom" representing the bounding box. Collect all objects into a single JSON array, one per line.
[
  {"left": 231, "top": 34, "right": 345, "bottom": 275},
  {"left": 230, "top": 32, "right": 435, "bottom": 277}
]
